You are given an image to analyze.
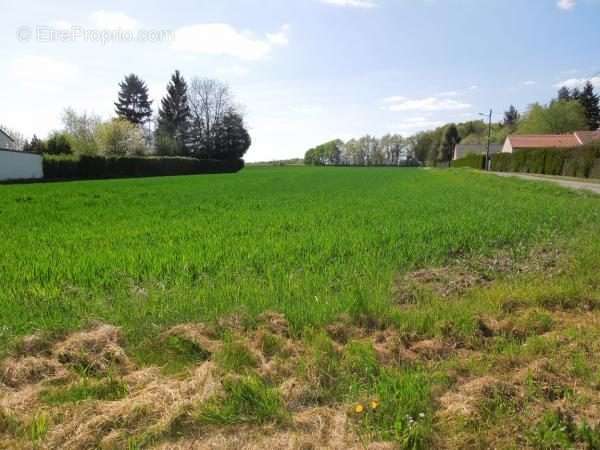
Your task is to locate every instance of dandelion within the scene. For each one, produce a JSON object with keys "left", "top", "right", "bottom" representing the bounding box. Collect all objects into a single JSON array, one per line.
[
  {"left": 355, "top": 404, "right": 364, "bottom": 414},
  {"left": 370, "top": 400, "right": 380, "bottom": 410}
]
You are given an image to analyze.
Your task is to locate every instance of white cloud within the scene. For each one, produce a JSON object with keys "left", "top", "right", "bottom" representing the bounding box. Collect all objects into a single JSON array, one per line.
[
  {"left": 384, "top": 96, "right": 472, "bottom": 112},
  {"left": 437, "top": 91, "right": 459, "bottom": 97},
  {"left": 557, "top": 0, "right": 576, "bottom": 10},
  {"left": 554, "top": 76, "right": 600, "bottom": 89},
  {"left": 267, "top": 24, "right": 290, "bottom": 46},
  {"left": 172, "top": 23, "right": 290, "bottom": 61},
  {"left": 523, "top": 80, "right": 537, "bottom": 86},
  {"left": 90, "top": 10, "right": 139, "bottom": 30},
  {"left": 10, "top": 55, "right": 79, "bottom": 87},
  {"left": 320, "top": 0, "right": 377, "bottom": 8}
]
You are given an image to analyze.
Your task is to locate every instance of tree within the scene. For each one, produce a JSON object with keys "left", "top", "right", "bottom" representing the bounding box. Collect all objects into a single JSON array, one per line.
[
  {"left": 94, "top": 119, "right": 146, "bottom": 156},
  {"left": 213, "top": 111, "right": 251, "bottom": 159},
  {"left": 23, "top": 135, "right": 47, "bottom": 153},
  {"left": 62, "top": 107, "right": 101, "bottom": 155},
  {"left": 504, "top": 105, "right": 520, "bottom": 127},
  {"left": 46, "top": 132, "right": 72, "bottom": 155},
  {"left": 114, "top": 74, "right": 153, "bottom": 126},
  {"left": 557, "top": 86, "right": 572, "bottom": 102},
  {"left": 0, "top": 125, "right": 26, "bottom": 150},
  {"left": 517, "top": 101, "right": 588, "bottom": 134},
  {"left": 188, "top": 78, "right": 234, "bottom": 158},
  {"left": 578, "top": 81, "right": 600, "bottom": 130},
  {"left": 438, "top": 124, "right": 460, "bottom": 162},
  {"left": 156, "top": 70, "right": 191, "bottom": 155}
]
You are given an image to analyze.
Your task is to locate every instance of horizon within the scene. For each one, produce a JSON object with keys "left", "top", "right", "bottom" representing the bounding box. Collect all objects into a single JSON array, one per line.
[{"left": 2, "top": 0, "right": 599, "bottom": 162}]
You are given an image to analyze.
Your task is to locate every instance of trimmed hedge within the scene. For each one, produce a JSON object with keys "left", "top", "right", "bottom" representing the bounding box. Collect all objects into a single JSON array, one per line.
[
  {"left": 452, "top": 154, "right": 485, "bottom": 169},
  {"left": 490, "top": 143, "right": 600, "bottom": 179},
  {"left": 43, "top": 155, "right": 244, "bottom": 180}
]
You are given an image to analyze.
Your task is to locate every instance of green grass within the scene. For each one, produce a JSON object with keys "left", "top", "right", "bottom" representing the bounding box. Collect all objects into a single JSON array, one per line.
[
  {"left": 2, "top": 166, "right": 600, "bottom": 356},
  {"left": 195, "top": 375, "right": 288, "bottom": 426},
  {"left": 40, "top": 376, "right": 129, "bottom": 404}
]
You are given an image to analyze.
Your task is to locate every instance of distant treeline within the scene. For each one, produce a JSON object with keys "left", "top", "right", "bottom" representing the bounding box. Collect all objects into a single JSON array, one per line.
[
  {"left": 305, "top": 81, "right": 599, "bottom": 167},
  {"left": 305, "top": 136, "right": 419, "bottom": 166}
]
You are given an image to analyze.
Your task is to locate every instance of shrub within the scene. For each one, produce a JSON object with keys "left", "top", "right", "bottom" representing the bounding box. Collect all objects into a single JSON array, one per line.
[
  {"left": 46, "top": 132, "right": 72, "bottom": 155},
  {"left": 524, "top": 150, "right": 546, "bottom": 174},
  {"left": 452, "top": 154, "right": 485, "bottom": 169},
  {"left": 43, "top": 155, "right": 244, "bottom": 180},
  {"left": 544, "top": 150, "right": 566, "bottom": 175},
  {"left": 491, "top": 153, "right": 512, "bottom": 172},
  {"left": 490, "top": 144, "right": 600, "bottom": 178}
]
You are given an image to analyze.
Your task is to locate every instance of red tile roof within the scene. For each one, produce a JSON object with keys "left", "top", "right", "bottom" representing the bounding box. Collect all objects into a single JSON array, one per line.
[
  {"left": 575, "top": 130, "right": 600, "bottom": 145},
  {"left": 509, "top": 134, "right": 580, "bottom": 149}
]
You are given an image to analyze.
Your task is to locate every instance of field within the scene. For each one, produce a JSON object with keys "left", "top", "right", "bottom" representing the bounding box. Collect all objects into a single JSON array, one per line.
[{"left": 2, "top": 167, "right": 600, "bottom": 449}]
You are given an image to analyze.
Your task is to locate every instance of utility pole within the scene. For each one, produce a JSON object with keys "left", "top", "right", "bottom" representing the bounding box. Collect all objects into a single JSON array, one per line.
[
  {"left": 486, "top": 109, "right": 492, "bottom": 171},
  {"left": 479, "top": 109, "right": 493, "bottom": 171}
]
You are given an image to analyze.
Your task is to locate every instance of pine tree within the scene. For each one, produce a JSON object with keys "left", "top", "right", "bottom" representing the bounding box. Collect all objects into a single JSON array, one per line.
[
  {"left": 504, "top": 105, "right": 520, "bottom": 127},
  {"left": 578, "top": 81, "right": 600, "bottom": 130},
  {"left": 156, "top": 70, "right": 191, "bottom": 155},
  {"left": 438, "top": 124, "right": 460, "bottom": 162},
  {"left": 557, "top": 86, "right": 572, "bottom": 102},
  {"left": 114, "top": 74, "right": 153, "bottom": 125}
]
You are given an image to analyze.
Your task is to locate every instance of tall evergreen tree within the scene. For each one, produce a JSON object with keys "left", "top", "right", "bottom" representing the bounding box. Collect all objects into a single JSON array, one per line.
[
  {"left": 557, "top": 86, "right": 572, "bottom": 102},
  {"left": 578, "top": 81, "right": 600, "bottom": 130},
  {"left": 438, "top": 124, "right": 460, "bottom": 162},
  {"left": 156, "top": 70, "right": 191, "bottom": 155},
  {"left": 504, "top": 105, "right": 520, "bottom": 127},
  {"left": 114, "top": 74, "right": 153, "bottom": 125}
]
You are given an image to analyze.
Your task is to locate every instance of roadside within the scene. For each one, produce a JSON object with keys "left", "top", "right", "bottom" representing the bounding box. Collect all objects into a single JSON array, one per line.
[{"left": 489, "top": 171, "right": 600, "bottom": 195}]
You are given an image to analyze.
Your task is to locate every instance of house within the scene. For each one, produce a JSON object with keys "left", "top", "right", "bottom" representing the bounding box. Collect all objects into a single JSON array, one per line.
[
  {"left": 502, "top": 131, "right": 600, "bottom": 153},
  {"left": 0, "top": 129, "right": 43, "bottom": 181},
  {"left": 453, "top": 143, "right": 503, "bottom": 160},
  {"left": 0, "top": 128, "right": 15, "bottom": 149}
]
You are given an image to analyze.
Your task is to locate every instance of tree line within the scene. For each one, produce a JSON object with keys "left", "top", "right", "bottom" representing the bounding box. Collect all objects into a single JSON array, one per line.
[
  {"left": 306, "top": 80, "right": 600, "bottom": 166},
  {"left": 305, "top": 135, "right": 416, "bottom": 166},
  {"left": 20, "top": 71, "right": 251, "bottom": 161}
]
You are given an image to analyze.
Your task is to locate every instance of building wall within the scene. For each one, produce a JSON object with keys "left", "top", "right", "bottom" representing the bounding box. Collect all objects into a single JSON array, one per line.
[
  {"left": 502, "top": 139, "right": 513, "bottom": 153},
  {"left": 0, "top": 150, "right": 43, "bottom": 181},
  {"left": 0, "top": 133, "right": 14, "bottom": 149}
]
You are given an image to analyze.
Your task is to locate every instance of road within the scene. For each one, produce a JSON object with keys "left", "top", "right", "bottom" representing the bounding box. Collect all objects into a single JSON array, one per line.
[{"left": 490, "top": 172, "right": 600, "bottom": 195}]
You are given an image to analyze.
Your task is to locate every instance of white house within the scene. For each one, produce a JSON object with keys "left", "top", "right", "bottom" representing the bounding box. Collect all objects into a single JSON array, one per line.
[
  {"left": 0, "top": 128, "right": 15, "bottom": 149},
  {"left": 453, "top": 143, "right": 503, "bottom": 160},
  {"left": 0, "top": 130, "right": 43, "bottom": 181}
]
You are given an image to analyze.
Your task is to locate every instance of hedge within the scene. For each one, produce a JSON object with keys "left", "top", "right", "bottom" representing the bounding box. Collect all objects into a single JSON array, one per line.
[
  {"left": 490, "top": 143, "right": 600, "bottom": 179},
  {"left": 452, "top": 154, "right": 485, "bottom": 169},
  {"left": 43, "top": 155, "right": 244, "bottom": 180}
]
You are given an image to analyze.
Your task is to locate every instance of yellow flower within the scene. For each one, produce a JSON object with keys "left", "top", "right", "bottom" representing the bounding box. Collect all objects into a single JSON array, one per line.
[
  {"left": 354, "top": 404, "right": 364, "bottom": 414},
  {"left": 370, "top": 400, "right": 380, "bottom": 410}
]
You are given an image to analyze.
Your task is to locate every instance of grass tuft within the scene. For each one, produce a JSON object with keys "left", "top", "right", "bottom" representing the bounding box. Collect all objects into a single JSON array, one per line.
[{"left": 196, "top": 375, "right": 288, "bottom": 426}]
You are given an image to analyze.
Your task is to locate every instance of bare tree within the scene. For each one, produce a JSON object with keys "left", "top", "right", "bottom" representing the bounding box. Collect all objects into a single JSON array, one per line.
[{"left": 188, "top": 78, "right": 235, "bottom": 156}]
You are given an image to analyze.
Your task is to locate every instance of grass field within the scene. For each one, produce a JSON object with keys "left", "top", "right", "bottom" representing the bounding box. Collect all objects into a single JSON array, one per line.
[{"left": 2, "top": 167, "right": 600, "bottom": 449}]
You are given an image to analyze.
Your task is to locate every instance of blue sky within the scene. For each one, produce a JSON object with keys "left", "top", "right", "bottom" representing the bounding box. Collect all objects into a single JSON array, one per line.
[{"left": 1, "top": 0, "right": 599, "bottom": 161}]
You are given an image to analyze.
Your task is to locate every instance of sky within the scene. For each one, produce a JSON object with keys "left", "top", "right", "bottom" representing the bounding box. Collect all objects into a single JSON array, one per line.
[{"left": 1, "top": 0, "right": 599, "bottom": 162}]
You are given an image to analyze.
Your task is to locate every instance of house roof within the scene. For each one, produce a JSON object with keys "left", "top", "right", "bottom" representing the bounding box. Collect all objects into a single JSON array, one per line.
[
  {"left": 574, "top": 130, "right": 600, "bottom": 145},
  {"left": 508, "top": 134, "right": 580, "bottom": 149},
  {"left": 0, "top": 128, "right": 15, "bottom": 143}
]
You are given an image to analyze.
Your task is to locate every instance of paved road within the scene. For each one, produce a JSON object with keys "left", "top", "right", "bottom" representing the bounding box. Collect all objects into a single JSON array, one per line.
[{"left": 491, "top": 172, "right": 600, "bottom": 195}]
